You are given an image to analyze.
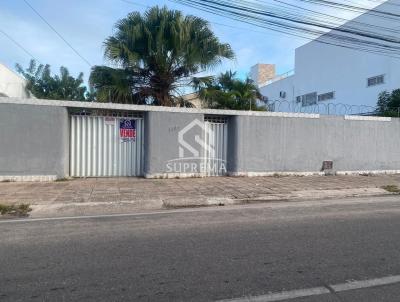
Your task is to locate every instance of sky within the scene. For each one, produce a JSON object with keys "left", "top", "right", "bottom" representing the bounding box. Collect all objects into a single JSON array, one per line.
[{"left": 0, "top": 0, "right": 382, "bottom": 86}]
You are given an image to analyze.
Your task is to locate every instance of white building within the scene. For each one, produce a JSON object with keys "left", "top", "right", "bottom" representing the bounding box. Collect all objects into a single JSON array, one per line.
[
  {"left": 253, "top": 0, "right": 400, "bottom": 115},
  {"left": 0, "top": 63, "right": 30, "bottom": 98}
]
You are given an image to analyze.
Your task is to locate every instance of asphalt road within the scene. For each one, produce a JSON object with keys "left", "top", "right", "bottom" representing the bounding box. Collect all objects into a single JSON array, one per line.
[{"left": 1, "top": 195, "right": 400, "bottom": 302}]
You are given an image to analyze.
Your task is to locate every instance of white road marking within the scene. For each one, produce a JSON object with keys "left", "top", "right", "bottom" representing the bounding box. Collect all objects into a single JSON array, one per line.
[
  {"left": 331, "top": 275, "right": 400, "bottom": 292},
  {"left": 217, "top": 275, "right": 400, "bottom": 302},
  {"left": 0, "top": 209, "right": 198, "bottom": 224},
  {"left": 218, "top": 287, "right": 330, "bottom": 302}
]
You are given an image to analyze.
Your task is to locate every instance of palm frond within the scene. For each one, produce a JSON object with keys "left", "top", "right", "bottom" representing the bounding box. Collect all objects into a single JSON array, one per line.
[{"left": 92, "top": 6, "right": 234, "bottom": 106}]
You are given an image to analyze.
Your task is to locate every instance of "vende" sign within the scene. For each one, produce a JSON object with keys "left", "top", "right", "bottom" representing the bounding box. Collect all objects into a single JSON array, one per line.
[{"left": 119, "top": 119, "right": 136, "bottom": 142}]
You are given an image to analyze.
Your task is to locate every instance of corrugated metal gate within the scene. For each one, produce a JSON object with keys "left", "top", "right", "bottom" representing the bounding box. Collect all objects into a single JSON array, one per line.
[
  {"left": 204, "top": 116, "right": 228, "bottom": 176},
  {"left": 70, "top": 114, "right": 144, "bottom": 177}
]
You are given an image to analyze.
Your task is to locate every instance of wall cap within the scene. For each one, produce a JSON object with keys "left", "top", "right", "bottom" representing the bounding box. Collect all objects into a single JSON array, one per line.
[
  {"left": 344, "top": 115, "right": 392, "bottom": 122},
  {"left": 0, "top": 97, "right": 320, "bottom": 119},
  {"left": 0, "top": 175, "right": 58, "bottom": 182}
]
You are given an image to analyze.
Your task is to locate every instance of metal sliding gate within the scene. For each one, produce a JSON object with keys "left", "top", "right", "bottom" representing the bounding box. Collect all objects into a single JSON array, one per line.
[
  {"left": 70, "top": 114, "right": 144, "bottom": 177},
  {"left": 204, "top": 116, "right": 228, "bottom": 176}
]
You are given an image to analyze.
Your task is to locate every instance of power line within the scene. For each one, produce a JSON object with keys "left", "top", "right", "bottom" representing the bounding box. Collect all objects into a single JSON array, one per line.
[
  {"left": 120, "top": 0, "right": 400, "bottom": 59},
  {"left": 118, "top": 0, "right": 400, "bottom": 58},
  {"left": 119, "top": 0, "right": 288, "bottom": 38},
  {"left": 119, "top": 0, "right": 149, "bottom": 8},
  {"left": 172, "top": 0, "right": 400, "bottom": 58},
  {"left": 272, "top": 0, "right": 400, "bottom": 36},
  {"left": 22, "top": 0, "right": 92, "bottom": 67},
  {"left": 0, "top": 29, "right": 38, "bottom": 61}
]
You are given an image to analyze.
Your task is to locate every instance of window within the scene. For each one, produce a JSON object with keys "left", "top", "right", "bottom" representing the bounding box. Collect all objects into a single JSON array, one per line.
[
  {"left": 296, "top": 93, "right": 318, "bottom": 106},
  {"left": 301, "top": 92, "right": 317, "bottom": 107},
  {"left": 367, "top": 75, "right": 385, "bottom": 87},
  {"left": 318, "top": 92, "right": 335, "bottom": 102},
  {"left": 279, "top": 91, "right": 286, "bottom": 98}
]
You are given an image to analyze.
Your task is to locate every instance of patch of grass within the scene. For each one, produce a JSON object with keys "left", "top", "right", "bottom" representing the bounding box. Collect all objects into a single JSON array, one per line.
[
  {"left": 55, "top": 178, "right": 69, "bottom": 182},
  {"left": 382, "top": 185, "right": 400, "bottom": 194},
  {"left": 272, "top": 173, "right": 291, "bottom": 178},
  {"left": 0, "top": 203, "right": 32, "bottom": 217}
]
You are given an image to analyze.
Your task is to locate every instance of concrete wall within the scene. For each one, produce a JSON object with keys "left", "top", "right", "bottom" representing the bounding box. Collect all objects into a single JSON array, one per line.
[
  {"left": 0, "top": 103, "right": 69, "bottom": 180},
  {"left": 144, "top": 111, "right": 400, "bottom": 177},
  {"left": 0, "top": 99, "right": 399, "bottom": 180},
  {"left": 229, "top": 115, "right": 400, "bottom": 175},
  {"left": 144, "top": 111, "right": 205, "bottom": 178}
]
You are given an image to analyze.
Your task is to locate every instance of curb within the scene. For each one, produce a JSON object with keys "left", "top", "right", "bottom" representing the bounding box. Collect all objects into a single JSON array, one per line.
[
  {"left": 11, "top": 187, "right": 397, "bottom": 219},
  {"left": 162, "top": 188, "right": 394, "bottom": 208}
]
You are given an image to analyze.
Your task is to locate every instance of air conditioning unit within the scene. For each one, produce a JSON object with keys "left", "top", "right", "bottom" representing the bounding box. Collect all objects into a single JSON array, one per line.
[{"left": 279, "top": 91, "right": 286, "bottom": 98}]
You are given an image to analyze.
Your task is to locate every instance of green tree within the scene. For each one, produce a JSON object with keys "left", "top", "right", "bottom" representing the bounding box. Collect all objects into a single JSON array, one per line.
[
  {"left": 377, "top": 89, "right": 400, "bottom": 117},
  {"left": 89, "top": 6, "right": 234, "bottom": 106},
  {"left": 195, "top": 71, "right": 265, "bottom": 111},
  {"left": 16, "top": 60, "right": 88, "bottom": 101}
]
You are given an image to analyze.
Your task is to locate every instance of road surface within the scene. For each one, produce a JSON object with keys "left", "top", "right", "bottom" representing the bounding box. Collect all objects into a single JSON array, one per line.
[{"left": 1, "top": 195, "right": 400, "bottom": 301}]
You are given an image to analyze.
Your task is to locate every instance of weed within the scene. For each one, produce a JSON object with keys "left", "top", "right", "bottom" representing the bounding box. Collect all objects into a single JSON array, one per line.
[
  {"left": 0, "top": 203, "right": 32, "bottom": 217},
  {"left": 55, "top": 178, "right": 69, "bottom": 182},
  {"left": 382, "top": 185, "right": 400, "bottom": 194}
]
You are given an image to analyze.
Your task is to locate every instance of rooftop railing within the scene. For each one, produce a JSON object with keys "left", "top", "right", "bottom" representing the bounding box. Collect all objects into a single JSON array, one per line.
[{"left": 259, "top": 70, "right": 295, "bottom": 87}]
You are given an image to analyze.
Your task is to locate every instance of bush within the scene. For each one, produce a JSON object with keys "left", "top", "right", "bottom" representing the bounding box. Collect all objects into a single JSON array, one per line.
[
  {"left": 377, "top": 90, "right": 400, "bottom": 117},
  {"left": 0, "top": 203, "right": 32, "bottom": 217}
]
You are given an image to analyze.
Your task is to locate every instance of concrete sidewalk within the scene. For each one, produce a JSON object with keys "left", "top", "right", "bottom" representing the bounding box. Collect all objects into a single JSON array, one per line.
[{"left": 1, "top": 175, "right": 400, "bottom": 217}]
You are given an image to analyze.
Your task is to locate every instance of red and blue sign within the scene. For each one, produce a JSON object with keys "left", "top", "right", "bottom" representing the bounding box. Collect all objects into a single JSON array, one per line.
[{"left": 119, "top": 119, "right": 136, "bottom": 142}]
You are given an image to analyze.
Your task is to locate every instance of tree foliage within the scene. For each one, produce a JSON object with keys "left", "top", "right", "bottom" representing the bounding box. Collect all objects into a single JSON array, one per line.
[
  {"left": 16, "top": 60, "right": 88, "bottom": 101},
  {"left": 195, "top": 71, "right": 265, "bottom": 111},
  {"left": 89, "top": 6, "right": 234, "bottom": 106},
  {"left": 377, "top": 89, "right": 400, "bottom": 117}
]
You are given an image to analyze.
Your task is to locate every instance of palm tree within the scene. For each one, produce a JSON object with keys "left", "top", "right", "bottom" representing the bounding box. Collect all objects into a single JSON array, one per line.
[
  {"left": 90, "top": 6, "right": 234, "bottom": 106},
  {"left": 195, "top": 71, "right": 265, "bottom": 111}
]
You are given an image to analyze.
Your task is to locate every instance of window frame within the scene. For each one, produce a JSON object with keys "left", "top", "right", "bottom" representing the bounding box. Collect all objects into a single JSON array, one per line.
[
  {"left": 301, "top": 92, "right": 318, "bottom": 107},
  {"left": 318, "top": 91, "right": 335, "bottom": 102},
  {"left": 367, "top": 74, "right": 385, "bottom": 87}
]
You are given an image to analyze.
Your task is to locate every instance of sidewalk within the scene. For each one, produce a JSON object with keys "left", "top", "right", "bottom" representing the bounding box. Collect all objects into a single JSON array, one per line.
[{"left": 1, "top": 174, "right": 400, "bottom": 218}]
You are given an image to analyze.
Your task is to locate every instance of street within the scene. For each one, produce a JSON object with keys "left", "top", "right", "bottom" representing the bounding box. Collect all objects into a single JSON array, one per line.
[{"left": 1, "top": 195, "right": 400, "bottom": 301}]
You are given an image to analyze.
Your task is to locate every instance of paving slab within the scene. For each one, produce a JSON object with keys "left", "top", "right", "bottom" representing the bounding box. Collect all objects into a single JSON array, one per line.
[{"left": 0, "top": 175, "right": 399, "bottom": 218}]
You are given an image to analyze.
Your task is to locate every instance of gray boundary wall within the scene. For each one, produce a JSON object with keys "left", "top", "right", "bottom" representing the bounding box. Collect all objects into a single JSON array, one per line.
[
  {"left": 229, "top": 115, "right": 400, "bottom": 176},
  {"left": 0, "top": 97, "right": 399, "bottom": 180},
  {"left": 144, "top": 111, "right": 205, "bottom": 178},
  {"left": 0, "top": 103, "right": 69, "bottom": 181}
]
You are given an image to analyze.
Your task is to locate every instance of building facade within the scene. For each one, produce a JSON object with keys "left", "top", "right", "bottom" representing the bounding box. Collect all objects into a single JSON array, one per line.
[
  {"left": 254, "top": 0, "right": 400, "bottom": 115},
  {"left": 0, "top": 63, "right": 30, "bottom": 98}
]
